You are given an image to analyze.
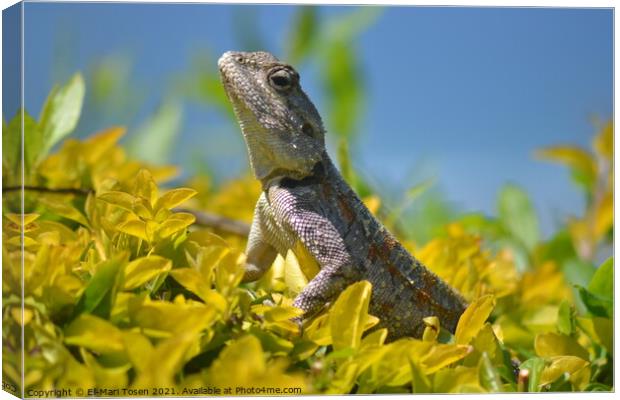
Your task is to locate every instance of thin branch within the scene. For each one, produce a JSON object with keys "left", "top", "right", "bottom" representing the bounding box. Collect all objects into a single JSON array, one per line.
[
  {"left": 176, "top": 208, "right": 250, "bottom": 237},
  {"left": 2, "top": 184, "right": 251, "bottom": 237},
  {"left": 3, "top": 185, "right": 91, "bottom": 196}
]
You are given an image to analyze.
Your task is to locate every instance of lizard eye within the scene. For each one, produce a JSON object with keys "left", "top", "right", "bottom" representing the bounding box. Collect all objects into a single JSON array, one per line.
[{"left": 268, "top": 68, "right": 295, "bottom": 91}]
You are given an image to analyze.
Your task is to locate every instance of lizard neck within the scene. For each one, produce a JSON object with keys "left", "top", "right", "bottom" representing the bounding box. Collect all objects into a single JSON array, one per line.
[{"left": 260, "top": 151, "right": 332, "bottom": 190}]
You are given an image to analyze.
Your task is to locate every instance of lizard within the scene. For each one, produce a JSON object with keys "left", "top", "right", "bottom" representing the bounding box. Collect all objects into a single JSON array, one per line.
[{"left": 218, "top": 50, "right": 467, "bottom": 341}]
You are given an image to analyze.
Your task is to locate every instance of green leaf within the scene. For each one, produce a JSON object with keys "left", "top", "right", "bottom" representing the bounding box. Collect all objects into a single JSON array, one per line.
[
  {"left": 248, "top": 326, "right": 294, "bottom": 356},
  {"left": 478, "top": 352, "right": 502, "bottom": 392},
  {"left": 585, "top": 382, "right": 613, "bottom": 391},
  {"left": 588, "top": 257, "right": 612, "bottom": 303},
  {"left": 182, "top": 53, "right": 235, "bottom": 120},
  {"left": 2, "top": 115, "right": 17, "bottom": 173},
  {"left": 38, "top": 73, "right": 85, "bottom": 160},
  {"left": 575, "top": 285, "right": 612, "bottom": 318},
  {"left": 497, "top": 184, "right": 540, "bottom": 252},
  {"left": 556, "top": 301, "right": 576, "bottom": 336},
  {"left": 519, "top": 357, "right": 545, "bottom": 392},
  {"left": 336, "top": 139, "right": 372, "bottom": 197},
  {"left": 74, "top": 252, "right": 127, "bottom": 319},
  {"left": 323, "top": 7, "right": 383, "bottom": 44},
  {"left": 576, "top": 257, "right": 613, "bottom": 318},
  {"left": 323, "top": 42, "right": 361, "bottom": 138},
  {"left": 127, "top": 99, "right": 182, "bottom": 164},
  {"left": 4, "top": 110, "right": 40, "bottom": 177},
  {"left": 123, "top": 256, "right": 172, "bottom": 290},
  {"left": 562, "top": 258, "right": 595, "bottom": 287},
  {"left": 386, "top": 179, "right": 436, "bottom": 228},
  {"left": 538, "top": 230, "right": 577, "bottom": 265},
  {"left": 287, "top": 6, "right": 318, "bottom": 63}
]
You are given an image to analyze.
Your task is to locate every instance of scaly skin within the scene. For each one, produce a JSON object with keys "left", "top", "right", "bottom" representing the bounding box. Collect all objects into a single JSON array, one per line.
[{"left": 218, "top": 51, "right": 467, "bottom": 340}]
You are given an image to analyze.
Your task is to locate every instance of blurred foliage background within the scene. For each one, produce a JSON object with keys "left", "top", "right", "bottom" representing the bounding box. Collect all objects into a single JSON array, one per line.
[
  {"left": 2, "top": 3, "right": 614, "bottom": 396},
  {"left": 13, "top": 4, "right": 613, "bottom": 245}
]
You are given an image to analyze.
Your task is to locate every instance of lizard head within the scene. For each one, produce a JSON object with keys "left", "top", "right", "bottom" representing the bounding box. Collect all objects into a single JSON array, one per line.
[{"left": 218, "top": 51, "right": 326, "bottom": 185}]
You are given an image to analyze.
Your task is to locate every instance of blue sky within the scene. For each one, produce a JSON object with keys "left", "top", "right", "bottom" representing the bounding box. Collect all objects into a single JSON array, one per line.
[{"left": 5, "top": 3, "right": 614, "bottom": 236}]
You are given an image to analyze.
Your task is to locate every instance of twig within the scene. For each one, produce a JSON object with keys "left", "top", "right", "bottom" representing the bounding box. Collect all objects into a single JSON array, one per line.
[
  {"left": 176, "top": 208, "right": 250, "bottom": 237},
  {"left": 3, "top": 185, "right": 251, "bottom": 237},
  {"left": 3, "top": 185, "right": 91, "bottom": 196}
]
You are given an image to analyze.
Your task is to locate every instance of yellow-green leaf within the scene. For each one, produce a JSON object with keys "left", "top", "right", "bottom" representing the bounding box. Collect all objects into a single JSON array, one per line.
[
  {"left": 64, "top": 314, "right": 124, "bottom": 353},
  {"left": 304, "top": 313, "right": 332, "bottom": 346},
  {"left": 534, "top": 332, "right": 589, "bottom": 360},
  {"left": 128, "top": 295, "right": 217, "bottom": 335},
  {"left": 205, "top": 335, "right": 265, "bottom": 387},
  {"left": 263, "top": 305, "right": 304, "bottom": 323},
  {"left": 123, "top": 256, "right": 172, "bottom": 290},
  {"left": 131, "top": 331, "right": 202, "bottom": 388},
  {"left": 5, "top": 213, "right": 40, "bottom": 226},
  {"left": 330, "top": 280, "right": 375, "bottom": 351},
  {"left": 98, "top": 191, "right": 138, "bottom": 212},
  {"left": 204, "top": 335, "right": 306, "bottom": 391},
  {"left": 169, "top": 268, "right": 227, "bottom": 312},
  {"left": 117, "top": 219, "right": 148, "bottom": 241},
  {"left": 536, "top": 146, "right": 597, "bottom": 191},
  {"left": 422, "top": 343, "right": 471, "bottom": 374},
  {"left": 134, "top": 169, "right": 158, "bottom": 207},
  {"left": 361, "top": 328, "right": 388, "bottom": 348},
  {"left": 540, "top": 356, "right": 590, "bottom": 391},
  {"left": 155, "top": 188, "right": 197, "bottom": 211},
  {"left": 283, "top": 249, "right": 309, "bottom": 296},
  {"left": 455, "top": 294, "right": 496, "bottom": 345},
  {"left": 80, "top": 348, "right": 130, "bottom": 389},
  {"left": 83, "top": 126, "right": 126, "bottom": 163},
  {"left": 409, "top": 359, "right": 431, "bottom": 393},
  {"left": 593, "top": 121, "right": 612, "bottom": 160},
  {"left": 157, "top": 212, "right": 195, "bottom": 239},
  {"left": 422, "top": 316, "right": 440, "bottom": 342},
  {"left": 38, "top": 73, "right": 85, "bottom": 158},
  {"left": 38, "top": 196, "right": 90, "bottom": 227}
]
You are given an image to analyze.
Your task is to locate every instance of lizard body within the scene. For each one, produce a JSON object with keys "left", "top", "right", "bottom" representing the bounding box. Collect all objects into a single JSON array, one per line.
[{"left": 218, "top": 51, "right": 467, "bottom": 340}]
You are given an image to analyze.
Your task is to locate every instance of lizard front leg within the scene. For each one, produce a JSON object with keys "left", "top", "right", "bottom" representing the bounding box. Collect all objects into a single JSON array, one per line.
[
  {"left": 293, "top": 263, "right": 357, "bottom": 319},
  {"left": 286, "top": 209, "right": 361, "bottom": 320},
  {"left": 242, "top": 195, "right": 278, "bottom": 283}
]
